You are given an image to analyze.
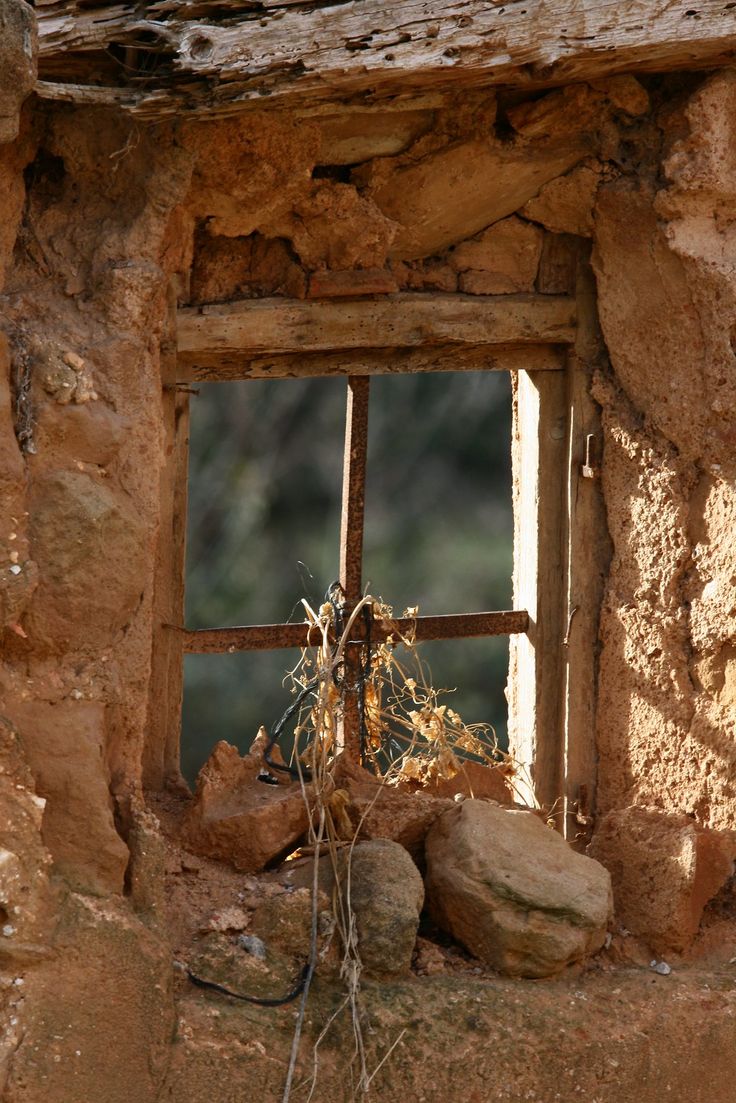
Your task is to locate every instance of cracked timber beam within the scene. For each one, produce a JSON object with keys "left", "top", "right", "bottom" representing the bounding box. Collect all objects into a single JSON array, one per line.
[
  {"left": 35, "top": 0, "right": 736, "bottom": 117},
  {"left": 176, "top": 293, "right": 575, "bottom": 378}
]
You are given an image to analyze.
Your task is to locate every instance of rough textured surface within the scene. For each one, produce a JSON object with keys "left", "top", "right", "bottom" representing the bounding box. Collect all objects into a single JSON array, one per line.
[
  {"left": 4, "top": 893, "right": 175, "bottom": 1103},
  {"left": 183, "top": 740, "right": 311, "bottom": 872},
  {"left": 5, "top": 701, "right": 129, "bottom": 895},
  {"left": 331, "top": 755, "right": 453, "bottom": 861},
  {"left": 342, "top": 839, "right": 425, "bottom": 978},
  {"left": 521, "top": 160, "right": 604, "bottom": 237},
  {"left": 591, "top": 70, "right": 736, "bottom": 850},
  {"left": 35, "top": 2, "right": 736, "bottom": 117},
  {"left": 0, "top": 1, "right": 36, "bottom": 144},
  {"left": 448, "top": 215, "right": 544, "bottom": 294},
  {"left": 426, "top": 801, "right": 612, "bottom": 977},
  {"left": 589, "top": 807, "right": 736, "bottom": 954},
  {"left": 5, "top": 24, "right": 736, "bottom": 1100}
]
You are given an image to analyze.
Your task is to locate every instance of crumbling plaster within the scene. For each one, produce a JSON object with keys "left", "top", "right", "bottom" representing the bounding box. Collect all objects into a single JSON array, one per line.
[{"left": 3, "top": 9, "right": 736, "bottom": 1094}]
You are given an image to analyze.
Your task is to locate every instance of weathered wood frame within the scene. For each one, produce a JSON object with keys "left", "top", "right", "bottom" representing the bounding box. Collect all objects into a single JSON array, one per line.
[
  {"left": 148, "top": 277, "right": 606, "bottom": 836},
  {"left": 36, "top": 1, "right": 736, "bottom": 119}
]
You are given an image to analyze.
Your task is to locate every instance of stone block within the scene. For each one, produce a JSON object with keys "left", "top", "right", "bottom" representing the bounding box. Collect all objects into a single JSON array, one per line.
[
  {"left": 317, "top": 109, "right": 432, "bottom": 164},
  {"left": 6, "top": 700, "right": 129, "bottom": 895},
  {"left": 372, "top": 138, "right": 587, "bottom": 260},
  {"left": 449, "top": 216, "right": 543, "bottom": 294},
  {"left": 589, "top": 806, "right": 736, "bottom": 954},
  {"left": 308, "top": 267, "right": 398, "bottom": 298},
  {"left": 521, "top": 161, "right": 602, "bottom": 237},
  {"left": 425, "top": 800, "right": 612, "bottom": 977},
  {"left": 182, "top": 739, "right": 311, "bottom": 872},
  {"left": 331, "top": 754, "right": 452, "bottom": 861}
]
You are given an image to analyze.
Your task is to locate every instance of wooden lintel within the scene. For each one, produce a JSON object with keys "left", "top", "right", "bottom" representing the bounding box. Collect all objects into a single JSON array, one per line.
[
  {"left": 36, "top": 1, "right": 736, "bottom": 117},
  {"left": 177, "top": 343, "right": 566, "bottom": 383},
  {"left": 176, "top": 295, "right": 576, "bottom": 371}
]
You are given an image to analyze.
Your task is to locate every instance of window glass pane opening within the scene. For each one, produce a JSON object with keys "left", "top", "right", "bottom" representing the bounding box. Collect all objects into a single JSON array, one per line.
[
  {"left": 364, "top": 371, "right": 512, "bottom": 751},
  {"left": 183, "top": 370, "right": 512, "bottom": 783},
  {"left": 185, "top": 377, "right": 345, "bottom": 630}
]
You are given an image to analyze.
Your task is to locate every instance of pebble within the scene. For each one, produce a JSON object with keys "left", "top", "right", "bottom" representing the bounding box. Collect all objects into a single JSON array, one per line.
[
  {"left": 237, "top": 933, "right": 267, "bottom": 959},
  {"left": 650, "top": 960, "right": 672, "bottom": 975}
]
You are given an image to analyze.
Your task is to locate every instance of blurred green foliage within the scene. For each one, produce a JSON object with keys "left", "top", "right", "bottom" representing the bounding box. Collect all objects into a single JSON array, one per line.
[{"left": 182, "top": 371, "right": 512, "bottom": 784}]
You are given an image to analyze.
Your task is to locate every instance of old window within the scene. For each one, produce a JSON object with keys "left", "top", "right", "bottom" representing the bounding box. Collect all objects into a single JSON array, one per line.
[{"left": 147, "top": 241, "right": 605, "bottom": 840}]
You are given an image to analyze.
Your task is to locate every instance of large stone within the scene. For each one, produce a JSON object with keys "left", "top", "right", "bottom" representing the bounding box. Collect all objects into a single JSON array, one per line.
[
  {"left": 182, "top": 738, "right": 311, "bottom": 872},
  {"left": 589, "top": 806, "right": 736, "bottom": 955},
  {"left": 342, "top": 839, "right": 424, "bottom": 977},
  {"left": 280, "top": 838, "right": 424, "bottom": 976},
  {"left": 6, "top": 700, "right": 129, "bottom": 895},
  {"left": 371, "top": 137, "right": 587, "bottom": 260},
  {"left": 0, "top": 0, "right": 36, "bottom": 145},
  {"left": 425, "top": 800, "right": 612, "bottom": 978},
  {"left": 317, "top": 109, "right": 432, "bottom": 165},
  {"left": 27, "top": 470, "right": 149, "bottom": 652}
]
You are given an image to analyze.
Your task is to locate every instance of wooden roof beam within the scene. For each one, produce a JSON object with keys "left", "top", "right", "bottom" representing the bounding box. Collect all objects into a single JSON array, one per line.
[{"left": 35, "top": 0, "right": 736, "bottom": 117}]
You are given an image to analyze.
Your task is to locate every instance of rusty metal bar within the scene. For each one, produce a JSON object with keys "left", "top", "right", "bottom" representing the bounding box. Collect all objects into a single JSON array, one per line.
[
  {"left": 338, "top": 375, "right": 371, "bottom": 759},
  {"left": 178, "top": 609, "right": 529, "bottom": 654},
  {"left": 378, "top": 609, "right": 529, "bottom": 642},
  {"left": 339, "top": 375, "right": 370, "bottom": 606}
]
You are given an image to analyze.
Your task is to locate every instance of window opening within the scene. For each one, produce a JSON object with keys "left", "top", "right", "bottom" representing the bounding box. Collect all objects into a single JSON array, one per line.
[
  {"left": 183, "top": 371, "right": 513, "bottom": 780},
  {"left": 183, "top": 371, "right": 523, "bottom": 776},
  {"left": 157, "top": 274, "right": 598, "bottom": 833}
]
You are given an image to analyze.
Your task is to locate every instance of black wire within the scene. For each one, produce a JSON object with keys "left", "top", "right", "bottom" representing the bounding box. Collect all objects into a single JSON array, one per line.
[
  {"left": 263, "top": 678, "right": 318, "bottom": 782},
  {"left": 186, "top": 962, "right": 309, "bottom": 1007}
]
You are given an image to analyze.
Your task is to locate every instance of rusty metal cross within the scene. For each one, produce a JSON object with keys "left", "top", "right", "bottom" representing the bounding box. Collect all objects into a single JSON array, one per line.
[{"left": 182, "top": 375, "right": 528, "bottom": 761}]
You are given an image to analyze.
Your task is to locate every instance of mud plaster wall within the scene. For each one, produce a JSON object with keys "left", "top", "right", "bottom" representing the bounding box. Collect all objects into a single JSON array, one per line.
[{"left": 2, "top": 49, "right": 736, "bottom": 1100}]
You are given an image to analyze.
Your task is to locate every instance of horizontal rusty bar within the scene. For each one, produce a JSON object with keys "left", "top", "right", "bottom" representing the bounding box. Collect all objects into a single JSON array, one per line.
[
  {"left": 381, "top": 610, "right": 529, "bottom": 642},
  {"left": 177, "top": 609, "right": 529, "bottom": 654},
  {"left": 178, "top": 621, "right": 322, "bottom": 653}
]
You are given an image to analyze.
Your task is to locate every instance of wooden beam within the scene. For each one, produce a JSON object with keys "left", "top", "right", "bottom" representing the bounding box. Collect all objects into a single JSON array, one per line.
[
  {"left": 177, "top": 294, "right": 576, "bottom": 371},
  {"left": 36, "top": 1, "right": 736, "bottom": 117},
  {"left": 178, "top": 343, "right": 566, "bottom": 382},
  {"left": 144, "top": 280, "right": 190, "bottom": 790},
  {"left": 561, "top": 244, "right": 610, "bottom": 845},
  {"left": 507, "top": 367, "right": 568, "bottom": 817}
]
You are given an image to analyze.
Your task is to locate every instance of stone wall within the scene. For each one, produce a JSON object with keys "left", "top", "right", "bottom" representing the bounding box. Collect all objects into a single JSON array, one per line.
[{"left": 3, "top": 5, "right": 736, "bottom": 1095}]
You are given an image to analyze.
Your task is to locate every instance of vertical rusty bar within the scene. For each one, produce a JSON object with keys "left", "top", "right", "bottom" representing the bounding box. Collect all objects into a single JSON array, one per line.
[
  {"left": 338, "top": 375, "right": 370, "bottom": 760},
  {"left": 339, "top": 375, "right": 370, "bottom": 605}
]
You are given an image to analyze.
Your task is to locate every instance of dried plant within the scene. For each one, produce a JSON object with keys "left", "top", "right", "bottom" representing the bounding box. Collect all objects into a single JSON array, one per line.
[
  {"left": 287, "top": 596, "right": 512, "bottom": 790},
  {"left": 279, "top": 595, "right": 520, "bottom": 1103}
]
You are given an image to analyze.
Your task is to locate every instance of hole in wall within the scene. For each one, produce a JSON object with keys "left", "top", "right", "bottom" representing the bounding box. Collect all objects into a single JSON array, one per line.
[
  {"left": 311, "top": 164, "right": 355, "bottom": 183},
  {"left": 23, "top": 150, "right": 66, "bottom": 207}
]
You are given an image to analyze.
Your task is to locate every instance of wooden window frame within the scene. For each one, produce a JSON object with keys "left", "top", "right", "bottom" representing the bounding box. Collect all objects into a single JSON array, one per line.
[{"left": 146, "top": 241, "right": 606, "bottom": 842}]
